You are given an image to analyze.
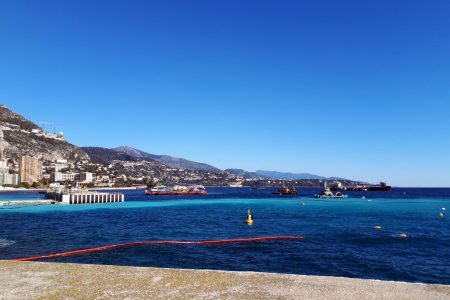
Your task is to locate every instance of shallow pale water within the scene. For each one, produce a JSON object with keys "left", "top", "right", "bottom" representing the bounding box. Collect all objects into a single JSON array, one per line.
[{"left": 0, "top": 187, "right": 449, "bottom": 284}]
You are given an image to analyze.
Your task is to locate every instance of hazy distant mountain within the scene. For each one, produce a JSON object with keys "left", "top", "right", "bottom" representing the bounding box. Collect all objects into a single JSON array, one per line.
[
  {"left": 255, "top": 170, "right": 328, "bottom": 180},
  {"left": 328, "top": 176, "right": 350, "bottom": 181},
  {"left": 114, "top": 146, "right": 221, "bottom": 172},
  {"left": 225, "top": 169, "right": 269, "bottom": 180}
]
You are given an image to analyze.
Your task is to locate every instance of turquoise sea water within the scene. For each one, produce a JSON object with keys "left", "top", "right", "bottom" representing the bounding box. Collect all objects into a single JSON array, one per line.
[{"left": 0, "top": 188, "right": 449, "bottom": 284}]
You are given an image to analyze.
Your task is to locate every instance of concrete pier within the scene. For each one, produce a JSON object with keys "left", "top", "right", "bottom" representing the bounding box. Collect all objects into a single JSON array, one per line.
[{"left": 46, "top": 191, "right": 124, "bottom": 204}]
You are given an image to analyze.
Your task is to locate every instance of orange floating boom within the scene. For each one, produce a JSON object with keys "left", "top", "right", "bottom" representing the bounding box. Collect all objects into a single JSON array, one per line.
[{"left": 13, "top": 236, "right": 303, "bottom": 262}]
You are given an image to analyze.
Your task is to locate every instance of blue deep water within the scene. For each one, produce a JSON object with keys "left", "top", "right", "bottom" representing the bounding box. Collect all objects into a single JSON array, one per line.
[{"left": 0, "top": 187, "right": 449, "bottom": 284}]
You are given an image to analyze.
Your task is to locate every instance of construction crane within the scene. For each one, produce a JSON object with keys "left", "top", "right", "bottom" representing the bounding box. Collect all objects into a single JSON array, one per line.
[
  {"left": 39, "top": 121, "right": 53, "bottom": 132},
  {"left": 39, "top": 122, "right": 61, "bottom": 134}
]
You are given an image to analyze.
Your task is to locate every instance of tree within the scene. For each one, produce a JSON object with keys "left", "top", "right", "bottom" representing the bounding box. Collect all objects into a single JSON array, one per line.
[
  {"left": 147, "top": 177, "right": 157, "bottom": 188},
  {"left": 19, "top": 182, "right": 30, "bottom": 189}
]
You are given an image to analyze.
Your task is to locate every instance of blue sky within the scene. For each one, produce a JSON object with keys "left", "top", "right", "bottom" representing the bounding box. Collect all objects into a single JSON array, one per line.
[{"left": 1, "top": 0, "right": 449, "bottom": 186}]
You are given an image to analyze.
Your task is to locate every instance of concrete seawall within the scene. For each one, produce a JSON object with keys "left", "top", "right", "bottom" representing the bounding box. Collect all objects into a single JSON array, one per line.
[{"left": 0, "top": 261, "right": 449, "bottom": 299}]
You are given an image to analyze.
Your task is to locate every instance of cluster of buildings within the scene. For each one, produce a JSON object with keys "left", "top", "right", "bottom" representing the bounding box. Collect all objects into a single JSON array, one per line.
[
  {"left": 0, "top": 153, "right": 102, "bottom": 187},
  {"left": 0, "top": 129, "right": 42, "bottom": 186},
  {"left": 0, "top": 129, "right": 89, "bottom": 187},
  {"left": 0, "top": 130, "right": 20, "bottom": 186},
  {"left": 0, "top": 153, "right": 41, "bottom": 186},
  {"left": 50, "top": 171, "right": 93, "bottom": 184},
  {"left": 30, "top": 128, "right": 65, "bottom": 141},
  {"left": 109, "top": 158, "right": 245, "bottom": 187}
]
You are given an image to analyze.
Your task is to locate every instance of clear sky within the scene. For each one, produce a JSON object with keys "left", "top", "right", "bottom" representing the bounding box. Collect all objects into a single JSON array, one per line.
[{"left": 1, "top": 0, "right": 449, "bottom": 187}]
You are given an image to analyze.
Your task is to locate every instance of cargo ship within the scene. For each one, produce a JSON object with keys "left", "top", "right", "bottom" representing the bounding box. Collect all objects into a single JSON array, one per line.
[
  {"left": 145, "top": 185, "right": 207, "bottom": 196},
  {"left": 329, "top": 181, "right": 391, "bottom": 192}
]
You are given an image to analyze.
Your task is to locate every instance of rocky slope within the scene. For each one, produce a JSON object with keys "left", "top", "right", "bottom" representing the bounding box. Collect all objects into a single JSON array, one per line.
[
  {"left": 81, "top": 147, "right": 147, "bottom": 165},
  {"left": 0, "top": 104, "right": 89, "bottom": 163},
  {"left": 81, "top": 146, "right": 239, "bottom": 186}
]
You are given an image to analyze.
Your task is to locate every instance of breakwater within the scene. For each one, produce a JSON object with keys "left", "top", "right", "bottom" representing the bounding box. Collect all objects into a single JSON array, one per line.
[{"left": 45, "top": 191, "right": 124, "bottom": 204}]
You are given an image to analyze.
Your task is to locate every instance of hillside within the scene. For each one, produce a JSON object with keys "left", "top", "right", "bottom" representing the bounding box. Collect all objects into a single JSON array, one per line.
[
  {"left": 0, "top": 104, "right": 89, "bottom": 162},
  {"left": 0, "top": 105, "right": 39, "bottom": 131},
  {"left": 81, "top": 146, "right": 240, "bottom": 186},
  {"left": 81, "top": 147, "right": 144, "bottom": 165},
  {"left": 225, "top": 169, "right": 269, "bottom": 180},
  {"left": 114, "top": 146, "right": 220, "bottom": 172}
]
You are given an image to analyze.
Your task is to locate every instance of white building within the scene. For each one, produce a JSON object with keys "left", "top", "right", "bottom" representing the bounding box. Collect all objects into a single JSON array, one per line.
[
  {"left": 52, "top": 159, "right": 69, "bottom": 172},
  {"left": 50, "top": 172, "right": 93, "bottom": 183},
  {"left": 50, "top": 172, "right": 77, "bottom": 182},
  {"left": 79, "top": 172, "right": 93, "bottom": 183}
]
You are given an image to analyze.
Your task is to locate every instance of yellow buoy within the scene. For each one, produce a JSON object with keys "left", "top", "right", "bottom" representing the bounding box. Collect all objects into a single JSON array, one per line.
[
  {"left": 398, "top": 233, "right": 407, "bottom": 238},
  {"left": 374, "top": 225, "right": 382, "bottom": 229},
  {"left": 245, "top": 209, "right": 253, "bottom": 225},
  {"left": 438, "top": 212, "right": 444, "bottom": 218}
]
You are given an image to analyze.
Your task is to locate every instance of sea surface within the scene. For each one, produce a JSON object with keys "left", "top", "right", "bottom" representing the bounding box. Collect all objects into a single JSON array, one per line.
[{"left": 0, "top": 187, "right": 449, "bottom": 284}]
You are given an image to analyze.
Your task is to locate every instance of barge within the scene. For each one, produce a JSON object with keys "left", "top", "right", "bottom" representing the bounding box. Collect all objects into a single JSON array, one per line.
[
  {"left": 272, "top": 186, "right": 298, "bottom": 195},
  {"left": 145, "top": 185, "right": 207, "bottom": 196}
]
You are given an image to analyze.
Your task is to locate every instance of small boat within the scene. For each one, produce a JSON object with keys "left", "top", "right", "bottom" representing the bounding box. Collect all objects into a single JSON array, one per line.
[
  {"left": 272, "top": 185, "right": 298, "bottom": 195},
  {"left": 314, "top": 188, "right": 347, "bottom": 198},
  {"left": 314, "top": 182, "right": 347, "bottom": 198}
]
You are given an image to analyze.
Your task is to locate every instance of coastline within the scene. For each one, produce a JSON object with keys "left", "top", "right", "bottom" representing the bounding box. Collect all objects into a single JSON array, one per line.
[
  {"left": 0, "top": 188, "right": 44, "bottom": 192},
  {"left": 89, "top": 186, "right": 146, "bottom": 190},
  {"left": 0, "top": 186, "right": 146, "bottom": 192},
  {"left": 1, "top": 261, "right": 449, "bottom": 299}
]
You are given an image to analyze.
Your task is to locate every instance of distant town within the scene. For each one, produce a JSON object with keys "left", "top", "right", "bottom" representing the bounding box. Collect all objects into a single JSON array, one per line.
[{"left": 0, "top": 129, "right": 245, "bottom": 189}]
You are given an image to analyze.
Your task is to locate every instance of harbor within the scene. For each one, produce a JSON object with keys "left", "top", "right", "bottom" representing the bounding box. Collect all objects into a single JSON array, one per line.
[{"left": 0, "top": 187, "right": 447, "bottom": 285}]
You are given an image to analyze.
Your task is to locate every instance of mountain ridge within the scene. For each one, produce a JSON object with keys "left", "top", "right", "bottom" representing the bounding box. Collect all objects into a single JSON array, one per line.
[
  {"left": 114, "top": 146, "right": 221, "bottom": 172},
  {"left": 254, "top": 170, "right": 348, "bottom": 180}
]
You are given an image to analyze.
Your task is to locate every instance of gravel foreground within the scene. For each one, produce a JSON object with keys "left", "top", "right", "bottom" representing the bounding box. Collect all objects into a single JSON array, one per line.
[{"left": 0, "top": 260, "right": 449, "bottom": 300}]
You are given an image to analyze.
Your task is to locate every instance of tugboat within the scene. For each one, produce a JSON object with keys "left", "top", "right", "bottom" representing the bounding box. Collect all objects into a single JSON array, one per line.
[
  {"left": 272, "top": 185, "right": 298, "bottom": 195},
  {"left": 314, "top": 183, "right": 347, "bottom": 198}
]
